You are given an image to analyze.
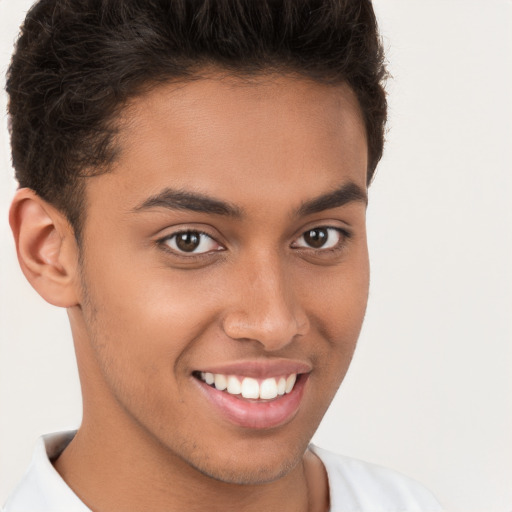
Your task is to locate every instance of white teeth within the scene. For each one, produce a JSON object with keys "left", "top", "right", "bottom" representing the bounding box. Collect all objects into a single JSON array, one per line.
[
  {"left": 241, "top": 377, "right": 260, "bottom": 399},
  {"left": 200, "top": 372, "right": 298, "bottom": 399},
  {"left": 285, "top": 374, "right": 297, "bottom": 394},
  {"left": 227, "top": 375, "right": 241, "bottom": 395},
  {"left": 277, "top": 377, "right": 286, "bottom": 396},
  {"left": 214, "top": 374, "right": 227, "bottom": 391},
  {"left": 260, "top": 378, "right": 278, "bottom": 400}
]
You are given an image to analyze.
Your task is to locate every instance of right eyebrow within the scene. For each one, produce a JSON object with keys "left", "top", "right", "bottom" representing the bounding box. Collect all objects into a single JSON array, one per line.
[{"left": 131, "top": 188, "right": 244, "bottom": 218}]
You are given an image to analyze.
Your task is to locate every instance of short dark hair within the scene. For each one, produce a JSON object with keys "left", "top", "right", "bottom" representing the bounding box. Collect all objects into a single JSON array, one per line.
[{"left": 6, "top": 0, "right": 387, "bottom": 239}]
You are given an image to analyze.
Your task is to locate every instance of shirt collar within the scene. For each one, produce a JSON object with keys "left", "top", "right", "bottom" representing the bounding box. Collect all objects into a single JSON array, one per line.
[
  {"left": 4, "top": 433, "right": 339, "bottom": 512},
  {"left": 3, "top": 431, "right": 90, "bottom": 512}
]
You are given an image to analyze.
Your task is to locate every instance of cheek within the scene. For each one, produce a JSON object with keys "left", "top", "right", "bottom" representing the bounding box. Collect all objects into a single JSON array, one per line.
[
  {"left": 79, "top": 246, "right": 221, "bottom": 381},
  {"left": 303, "top": 251, "right": 369, "bottom": 369},
  {"left": 308, "top": 247, "right": 369, "bottom": 324},
  {"left": 78, "top": 265, "right": 219, "bottom": 428}
]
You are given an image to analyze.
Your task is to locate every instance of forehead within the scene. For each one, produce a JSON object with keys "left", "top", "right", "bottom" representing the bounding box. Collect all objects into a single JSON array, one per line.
[{"left": 88, "top": 74, "right": 368, "bottom": 213}]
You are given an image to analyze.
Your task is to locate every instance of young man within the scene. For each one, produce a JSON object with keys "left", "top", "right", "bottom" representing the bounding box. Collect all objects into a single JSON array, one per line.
[{"left": 3, "top": 1, "right": 442, "bottom": 511}]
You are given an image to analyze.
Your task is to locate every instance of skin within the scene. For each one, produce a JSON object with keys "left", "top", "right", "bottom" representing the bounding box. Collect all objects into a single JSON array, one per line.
[{"left": 10, "top": 74, "right": 369, "bottom": 512}]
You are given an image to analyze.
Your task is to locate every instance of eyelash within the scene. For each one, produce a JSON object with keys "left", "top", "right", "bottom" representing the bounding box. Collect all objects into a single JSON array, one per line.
[{"left": 157, "top": 226, "right": 351, "bottom": 258}]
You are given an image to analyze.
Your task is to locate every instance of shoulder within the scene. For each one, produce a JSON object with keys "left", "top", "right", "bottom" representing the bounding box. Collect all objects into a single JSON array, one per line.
[{"left": 310, "top": 445, "right": 443, "bottom": 512}]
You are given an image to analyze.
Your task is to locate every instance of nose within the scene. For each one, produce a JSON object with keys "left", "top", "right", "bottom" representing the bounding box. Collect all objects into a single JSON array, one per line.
[{"left": 221, "top": 252, "right": 309, "bottom": 351}]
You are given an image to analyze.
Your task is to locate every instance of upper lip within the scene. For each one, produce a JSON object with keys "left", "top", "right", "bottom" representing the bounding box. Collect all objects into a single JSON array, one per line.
[{"left": 195, "top": 359, "right": 312, "bottom": 379}]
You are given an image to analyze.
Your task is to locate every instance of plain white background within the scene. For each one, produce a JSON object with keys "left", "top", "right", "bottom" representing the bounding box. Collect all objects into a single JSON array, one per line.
[{"left": 1, "top": 1, "right": 511, "bottom": 511}]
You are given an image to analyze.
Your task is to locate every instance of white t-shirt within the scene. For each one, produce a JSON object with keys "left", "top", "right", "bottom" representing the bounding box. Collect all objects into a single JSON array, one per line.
[{"left": 2, "top": 431, "right": 442, "bottom": 512}]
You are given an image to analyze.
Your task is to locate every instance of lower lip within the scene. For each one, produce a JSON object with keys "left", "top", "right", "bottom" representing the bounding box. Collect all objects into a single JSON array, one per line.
[{"left": 195, "top": 375, "right": 308, "bottom": 429}]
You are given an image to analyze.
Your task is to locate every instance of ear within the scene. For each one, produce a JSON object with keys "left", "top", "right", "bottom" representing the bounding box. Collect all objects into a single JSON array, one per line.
[{"left": 9, "top": 188, "right": 81, "bottom": 308}]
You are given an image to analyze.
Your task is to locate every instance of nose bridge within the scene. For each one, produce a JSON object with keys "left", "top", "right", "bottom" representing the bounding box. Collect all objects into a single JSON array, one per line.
[{"left": 222, "top": 249, "right": 308, "bottom": 350}]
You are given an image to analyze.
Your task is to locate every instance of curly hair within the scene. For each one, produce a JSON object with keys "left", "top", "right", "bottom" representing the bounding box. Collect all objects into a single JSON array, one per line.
[{"left": 6, "top": 0, "right": 387, "bottom": 239}]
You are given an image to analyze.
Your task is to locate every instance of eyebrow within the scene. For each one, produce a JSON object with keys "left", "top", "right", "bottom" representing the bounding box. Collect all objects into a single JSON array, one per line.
[
  {"left": 296, "top": 182, "right": 368, "bottom": 216},
  {"left": 133, "top": 188, "right": 243, "bottom": 217},
  {"left": 132, "top": 181, "right": 367, "bottom": 218}
]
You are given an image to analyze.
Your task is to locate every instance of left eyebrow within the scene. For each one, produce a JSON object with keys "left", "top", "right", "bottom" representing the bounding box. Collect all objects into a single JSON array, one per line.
[{"left": 296, "top": 182, "right": 368, "bottom": 216}]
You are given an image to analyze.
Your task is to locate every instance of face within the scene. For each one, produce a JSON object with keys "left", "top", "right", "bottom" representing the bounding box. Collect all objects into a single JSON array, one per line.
[{"left": 72, "top": 74, "right": 369, "bottom": 485}]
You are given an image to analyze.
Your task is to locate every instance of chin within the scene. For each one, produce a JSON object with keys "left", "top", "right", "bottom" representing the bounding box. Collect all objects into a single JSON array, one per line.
[
  {"left": 173, "top": 433, "right": 309, "bottom": 486},
  {"left": 193, "top": 451, "right": 301, "bottom": 486}
]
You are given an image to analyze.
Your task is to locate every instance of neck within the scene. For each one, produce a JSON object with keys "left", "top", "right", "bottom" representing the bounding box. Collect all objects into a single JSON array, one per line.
[{"left": 54, "top": 419, "right": 324, "bottom": 512}]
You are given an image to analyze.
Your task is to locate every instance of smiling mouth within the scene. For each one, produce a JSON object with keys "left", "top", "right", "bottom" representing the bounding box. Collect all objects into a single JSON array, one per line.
[{"left": 193, "top": 371, "right": 299, "bottom": 401}]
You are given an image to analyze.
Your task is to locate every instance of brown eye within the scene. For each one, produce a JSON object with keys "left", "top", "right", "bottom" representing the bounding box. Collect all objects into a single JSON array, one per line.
[
  {"left": 303, "top": 228, "right": 329, "bottom": 248},
  {"left": 162, "top": 230, "right": 221, "bottom": 254},
  {"left": 293, "top": 227, "right": 345, "bottom": 250},
  {"left": 176, "top": 232, "right": 201, "bottom": 252}
]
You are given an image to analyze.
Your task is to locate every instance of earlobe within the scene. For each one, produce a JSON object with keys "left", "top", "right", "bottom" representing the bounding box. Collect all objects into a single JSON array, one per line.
[{"left": 9, "top": 188, "right": 81, "bottom": 308}]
